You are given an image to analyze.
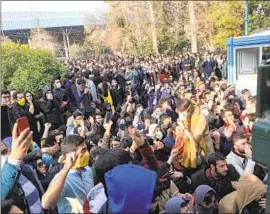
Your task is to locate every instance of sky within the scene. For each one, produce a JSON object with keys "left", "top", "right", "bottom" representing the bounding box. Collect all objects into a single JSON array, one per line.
[{"left": 2, "top": 1, "right": 108, "bottom": 12}]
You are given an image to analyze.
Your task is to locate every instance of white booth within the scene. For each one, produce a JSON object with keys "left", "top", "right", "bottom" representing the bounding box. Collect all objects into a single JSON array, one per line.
[{"left": 227, "top": 30, "right": 270, "bottom": 96}]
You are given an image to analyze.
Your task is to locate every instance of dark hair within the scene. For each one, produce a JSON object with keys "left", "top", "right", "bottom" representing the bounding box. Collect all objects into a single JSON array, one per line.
[
  {"left": 159, "top": 98, "right": 169, "bottom": 106},
  {"left": 47, "top": 130, "right": 63, "bottom": 146},
  {"left": 61, "top": 135, "right": 85, "bottom": 155},
  {"left": 95, "top": 149, "right": 132, "bottom": 186},
  {"left": 73, "top": 109, "right": 84, "bottom": 118},
  {"left": 232, "top": 132, "right": 247, "bottom": 145},
  {"left": 202, "top": 190, "right": 216, "bottom": 206},
  {"left": 1, "top": 89, "right": 10, "bottom": 95},
  {"left": 241, "top": 89, "right": 250, "bottom": 95},
  {"left": 77, "top": 78, "right": 86, "bottom": 85},
  {"left": 13, "top": 91, "right": 24, "bottom": 100},
  {"left": 208, "top": 152, "right": 226, "bottom": 166}
]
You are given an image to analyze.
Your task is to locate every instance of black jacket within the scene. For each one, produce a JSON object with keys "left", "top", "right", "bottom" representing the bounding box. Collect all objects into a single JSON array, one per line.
[
  {"left": 38, "top": 97, "right": 62, "bottom": 125},
  {"left": 191, "top": 164, "right": 240, "bottom": 200}
]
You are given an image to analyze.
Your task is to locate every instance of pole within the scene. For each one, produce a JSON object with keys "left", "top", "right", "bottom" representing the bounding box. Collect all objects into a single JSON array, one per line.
[{"left": 245, "top": 0, "right": 248, "bottom": 35}]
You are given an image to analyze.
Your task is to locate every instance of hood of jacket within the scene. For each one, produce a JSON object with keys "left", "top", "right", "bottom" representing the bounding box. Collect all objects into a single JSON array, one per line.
[
  {"left": 165, "top": 197, "right": 186, "bottom": 214},
  {"left": 42, "top": 87, "right": 52, "bottom": 97},
  {"left": 194, "top": 185, "right": 216, "bottom": 214},
  {"left": 105, "top": 164, "right": 157, "bottom": 213},
  {"left": 236, "top": 173, "right": 266, "bottom": 212}
]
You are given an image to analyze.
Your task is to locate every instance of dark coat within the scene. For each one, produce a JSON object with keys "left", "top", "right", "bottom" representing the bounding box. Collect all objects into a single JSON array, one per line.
[
  {"left": 38, "top": 95, "right": 62, "bottom": 126},
  {"left": 191, "top": 164, "right": 240, "bottom": 200}
]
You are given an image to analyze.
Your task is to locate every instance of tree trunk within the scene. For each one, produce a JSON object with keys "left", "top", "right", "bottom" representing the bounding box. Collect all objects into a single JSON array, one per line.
[
  {"left": 188, "top": 1, "right": 197, "bottom": 53},
  {"left": 148, "top": 1, "right": 159, "bottom": 55}
]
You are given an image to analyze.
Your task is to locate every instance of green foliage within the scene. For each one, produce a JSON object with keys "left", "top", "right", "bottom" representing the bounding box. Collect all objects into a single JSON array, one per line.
[
  {"left": 1, "top": 41, "right": 68, "bottom": 95},
  {"left": 249, "top": 0, "right": 270, "bottom": 33},
  {"left": 69, "top": 43, "right": 93, "bottom": 59},
  {"left": 206, "top": 1, "right": 244, "bottom": 49}
]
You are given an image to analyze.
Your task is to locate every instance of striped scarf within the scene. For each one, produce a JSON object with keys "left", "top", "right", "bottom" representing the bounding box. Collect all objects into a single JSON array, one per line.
[{"left": 19, "top": 165, "right": 44, "bottom": 213}]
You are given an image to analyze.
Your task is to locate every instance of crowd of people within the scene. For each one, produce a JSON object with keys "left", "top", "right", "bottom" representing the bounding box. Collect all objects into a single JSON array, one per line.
[{"left": 1, "top": 52, "right": 268, "bottom": 214}]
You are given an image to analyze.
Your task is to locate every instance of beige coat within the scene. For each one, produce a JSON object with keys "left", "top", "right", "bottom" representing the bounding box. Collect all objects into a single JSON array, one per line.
[{"left": 219, "top": 173, "right": 266, "bottom": 213}]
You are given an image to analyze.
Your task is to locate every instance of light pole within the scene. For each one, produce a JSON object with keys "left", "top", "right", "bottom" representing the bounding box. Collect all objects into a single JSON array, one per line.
[{"left": 245, "top": 0, "right": 248, "bottom": 35}]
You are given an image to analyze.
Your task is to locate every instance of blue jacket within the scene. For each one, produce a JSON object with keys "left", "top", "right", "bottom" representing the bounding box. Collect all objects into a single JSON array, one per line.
[
  {"left": 1, "top": 160, "right": 18, "bottom": 200},
  {"left": 104, "top": 164, "right": 157, "bottom": 213}
]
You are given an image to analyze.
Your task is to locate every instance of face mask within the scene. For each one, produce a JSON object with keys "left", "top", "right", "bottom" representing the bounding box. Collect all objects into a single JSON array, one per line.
[
  {"left": 156, "top": 131, "right": 163, "bottom": 140},
  {"left": 1, "top": 155, "right": 9, "bottom": 169},
  {"left": 17, "top": 98, "right": 26, "bottom": 106},
  {"left": 73, "top": 151, "right": 90, "bottom": 169},
  {"left": 75, "top": 119, "right": 83, "bottom": 126},
  {"left": 56, "top": 82, "right": 62, "bottom": 89}
]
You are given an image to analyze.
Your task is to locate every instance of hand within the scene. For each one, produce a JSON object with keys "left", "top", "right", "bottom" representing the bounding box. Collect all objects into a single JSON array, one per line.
[
  {"left": 84, "top": 88, "right": 90, "bottom": 94},
  {"left": 155, "top": 141, "right": 164, "bottom": 150},
  {"left": 242, "top": 117, "right": 250, "bottom": 127},
  {"left": 10, "top": 123, "right": 33, "bottom": 161},
  {"left": 171, "top": 171, "right": 184, "bottom": 179},
  {"left": 170, "top": 148, "right": 179, "bottom": 159},
  {"left": 231, "top": 181, "right": 239, "bottom": 190},
  {"left": 63, "top": 151, "right": 78, "bottom": 172},
  {"left": 47, "top": 94, "right": 53, "bottom": 100},
  {"left": 224, "top": 126, "right": 234, "bottom": 138},
  {"left": 136, "top": 106, "right": 143, "bottom": 115},
  {"left": 211, "top": 130, "right": 220, "bottom": 143},
  {"left": 129, "top": 127, "right": 145, "bottom": 147},
  {"left": 244, "top": 144, "right": 252, "bottom": 159},
  {"left": 88, "top": 116, "right": 95, "bottom": 124},
  {"left": 259, "top": 198, "right": 266, "bottom": 209},
  {"left": 44, "top": 123, "right": 52, "bottom": 130},
  {"left": 103, "top": 120, "right": 113, "bottom": 129},
  {"left": 41, "top": 144, "right": 59, "bottom": 155}
]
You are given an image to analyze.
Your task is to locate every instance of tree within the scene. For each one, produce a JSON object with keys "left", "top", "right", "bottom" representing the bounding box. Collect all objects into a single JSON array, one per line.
[
  {"left": 1, "top": 41, "right": 68, "bottom": 95},
  {"left": 249, "top": 1, "right": 270, "bottom": 33},
  {"left": 205, "top": 1, "right": 244, "bottom": 49},
  {"left": 30, "top": 28, "right": 61, "bottom": 54}
]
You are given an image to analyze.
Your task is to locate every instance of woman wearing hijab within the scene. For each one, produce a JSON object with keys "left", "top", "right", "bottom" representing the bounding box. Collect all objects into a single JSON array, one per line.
[{"left": 194, "top": 185, "right": 218, "bottom": 214}]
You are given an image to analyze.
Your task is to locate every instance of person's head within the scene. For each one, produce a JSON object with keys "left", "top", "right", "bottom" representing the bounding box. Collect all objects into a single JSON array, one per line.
[
  {"left": 197, "top": 82, "right": 206, "bottom": 93},
  {"left": 232, "top": 132, "right": 248, "bottom": 155},
  {"left": 95, "top": 149, "right": 132, "bottom": 187},
  {"left": 54, "top": 78, "right": 62, "bottom": 89},
  {"left": 176, "top": 98, "right": 194, "bottom": 121},
  {"left": 95, "top": 113, "right": 104, "bottom": 125},
  {"left": 159, "top": 98, "right": 169, "bottom": 110},
  {"left": 73, "top": 110, "right": 84, "bottom": 126},
  {"left": 241, "top": 89, "right": 250, "bottom": 100},
  {"left": 111, "top": 79, "right": 118, "bottom": 88},
  {"left": 24, "top": 91, "right": 34, "bottom": 103},
  {"left": 47, "top": 130, "right": 64, "bottom": 146},
  {"left": 144, "top": 115, "right": 151, "bottom": 129},
  {"left": 76, "top": 78, "right": 86, "bottom": 92},
  {"left": 221, "top": 110, "right": 234, "bottom": 124},
  {"left": 14, "top": 91, "right": 25, "bottom": 106},
  {"left": 61, "top": 135, "right": 89, "bottom": 169},
  {"left": 1, "top": 90, "right": 11, "bottom": 106},
  {"left": 148, "top": 124, "right": 163, "bottom": 140},
  {"left": 161, "top": 115, "right": 172, "bottom": 130},
  {"left": 165, "top": 197, "right": 191, "bottom": 214},
  {"left": 208, "top": 152, "right": 228, "bottom": 177},
  {"left": 194, "top": 70, "right": 201, "bottom": 78},
  {"left": 213, "top": 84, "right": 220, "bottom": 92},
  {"left": 194, "top": 185, "right": 218, "bottom": 214},
  {"left": 36, "top": 159, "right": 47, "bottom": 175}
]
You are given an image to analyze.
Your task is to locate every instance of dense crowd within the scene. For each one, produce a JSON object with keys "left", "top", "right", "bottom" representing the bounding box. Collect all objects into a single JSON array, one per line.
[{"left": 1, "top": 52, "right": 267, "bottom": 214}]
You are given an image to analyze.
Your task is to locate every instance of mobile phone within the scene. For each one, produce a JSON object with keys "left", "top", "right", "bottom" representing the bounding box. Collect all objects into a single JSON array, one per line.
[{"left": 17, "top": 117, "right": 29, "bottom": 134}]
